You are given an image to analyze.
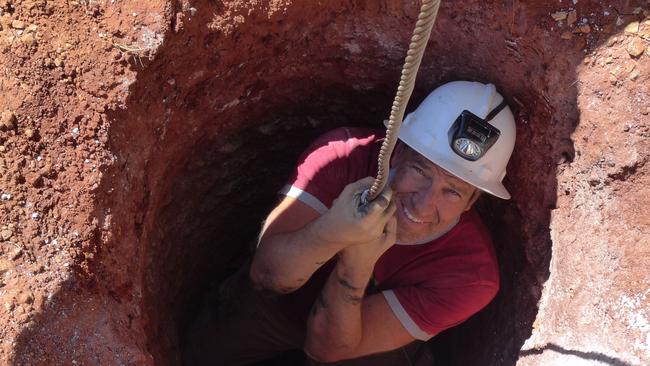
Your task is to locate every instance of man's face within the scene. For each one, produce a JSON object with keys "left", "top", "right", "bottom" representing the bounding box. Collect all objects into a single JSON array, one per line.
[{"left": 390, "top": 144, "right": 479, "bottom": 244}]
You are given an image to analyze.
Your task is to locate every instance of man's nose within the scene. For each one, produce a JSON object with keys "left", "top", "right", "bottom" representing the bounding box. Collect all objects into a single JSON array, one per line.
[{"left": 415, "top": 181, "right": 441, "bottom": 214}]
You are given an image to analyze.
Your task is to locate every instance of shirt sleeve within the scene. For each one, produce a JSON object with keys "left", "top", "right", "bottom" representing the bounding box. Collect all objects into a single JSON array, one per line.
[
  {"left": 281, "top": 127, "right": 362, "bottom": 212},
  {"left": 382, "top": 282, "right": 498, "bottom": 340}
]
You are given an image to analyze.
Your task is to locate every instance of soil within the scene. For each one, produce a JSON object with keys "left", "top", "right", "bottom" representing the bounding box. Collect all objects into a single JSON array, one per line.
[{"left": 0, "top": 1, "right": 648, "bottom": 365}]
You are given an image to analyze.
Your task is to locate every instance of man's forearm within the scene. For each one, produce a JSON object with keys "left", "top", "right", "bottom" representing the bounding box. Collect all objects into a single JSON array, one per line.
[
  {"left": 304, "top": 259, "right": 373, "bottom": 362},
  {"left": 250, "top": 219, "right": 343, "bottom": 294}
]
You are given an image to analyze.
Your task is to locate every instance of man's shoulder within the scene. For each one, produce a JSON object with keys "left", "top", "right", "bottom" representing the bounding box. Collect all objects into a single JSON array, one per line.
[
  {"left": 452, "top": 209, "right": 493, "bottom": 245},
  {"left": 442, "top": 209, "right": 499, "bottom": 285}
]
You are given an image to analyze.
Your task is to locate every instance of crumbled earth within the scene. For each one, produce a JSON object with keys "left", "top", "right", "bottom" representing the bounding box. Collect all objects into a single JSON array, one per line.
[{"left": 0, "top": 1, "right": 648, "bottom": 365}]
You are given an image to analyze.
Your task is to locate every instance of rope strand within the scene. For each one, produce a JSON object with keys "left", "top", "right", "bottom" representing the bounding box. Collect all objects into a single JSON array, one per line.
[{"left": 366, "top": 0, "right": 441, "bottom": 201}]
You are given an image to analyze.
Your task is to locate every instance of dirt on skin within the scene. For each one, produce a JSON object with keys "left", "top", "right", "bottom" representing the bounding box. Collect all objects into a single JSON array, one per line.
[{"left": 0, "top": 1, "right": 648, "bottom": 365}]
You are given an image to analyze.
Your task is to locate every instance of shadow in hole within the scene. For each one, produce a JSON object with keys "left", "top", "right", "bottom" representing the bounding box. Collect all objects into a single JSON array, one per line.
[{"left": 519, "top": 343, "right": 633, "bottom": 366}]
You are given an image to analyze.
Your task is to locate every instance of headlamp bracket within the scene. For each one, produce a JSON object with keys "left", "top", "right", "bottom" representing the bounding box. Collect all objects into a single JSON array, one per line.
[{"left": 448, "top": 99, "right": 506, "bottom": 161}]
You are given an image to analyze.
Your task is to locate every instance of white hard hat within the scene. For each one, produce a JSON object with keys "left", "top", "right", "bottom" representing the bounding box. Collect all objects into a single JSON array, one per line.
[{"left": 393, "top": 81, "right": 516, "bottom": 199}]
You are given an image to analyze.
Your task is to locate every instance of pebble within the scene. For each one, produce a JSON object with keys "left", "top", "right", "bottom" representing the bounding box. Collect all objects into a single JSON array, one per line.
[
  {"left": 551, "top": 11, "right": 567, "bottom": 21},
  {"left": 4, "top": 302, "right": 14, "bottom": 312},
  {"left": 0, "top": 258, "right": 13, "bottom": 275},
  {"left": 567, "top": 11, "right": 577, "bottom": 26},
  {"left": 24, "top": 128, "right": 34, "bottom": 138},
  {"left": 624, "top": 22, "right": 639, "bottom": 35},
  {"left": 627, "top": 38, "right": 646, "bottom": 57},
  {"left": 10, "top": 20, "right": 24, "bottom": 29},
  {"left": 53, "top": 58, "right": 63, "bottom": 67},
  {"left": 1, "top": 229, "right": 12, "bottom": 241},
  {"left": 561, "top": 31, "right": 573, "bottom": 40},
  {"left": 10, "top": 247, "right": 22, "bottom": 260},
  {"left": 609, "top": 74, "right": 618, "bottom": 85},
  {"left": 20, "top": 33, "right": 36, "bottom": 46},
  {"left": 16, "top": 292, "right": 33, "bottom": 305},
  {"left": 616, "top": 17, "right": 625, "bottom": 27},
  {"left": 578, "top": 24, "right": 591, "bottom": 33},
  {"left": 1, "top": 110, "right": 16, "bottom": 130},
  {"left": 629, "top": 70, "right": 640, "bottom": 81}
]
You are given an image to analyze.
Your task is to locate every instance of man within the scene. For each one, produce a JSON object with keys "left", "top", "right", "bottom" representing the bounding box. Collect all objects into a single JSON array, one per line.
[{"left": 184, "top": 81, "right": 516, "bottom": 365}]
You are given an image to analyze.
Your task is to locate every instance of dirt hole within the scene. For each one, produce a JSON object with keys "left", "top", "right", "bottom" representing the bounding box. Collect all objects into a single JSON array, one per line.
[{"left": 87, "top": 2, "right": 589, "bottom": 365}]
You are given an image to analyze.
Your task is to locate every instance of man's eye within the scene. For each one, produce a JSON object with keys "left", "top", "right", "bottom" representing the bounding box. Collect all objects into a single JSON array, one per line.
[
  {"left": 445, "top": 188, "right": 461, "bottom": 198},
  {"left": 411, "top": 165, "right": 425, "bottom": 176}
]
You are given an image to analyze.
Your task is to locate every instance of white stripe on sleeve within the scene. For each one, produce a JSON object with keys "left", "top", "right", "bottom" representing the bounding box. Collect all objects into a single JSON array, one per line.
[
  {"left": 382, "top": 290, "right": 433, "bottom": 341},
  {"left": 280, "top": 185, "right": 328, "bottom": 214}
]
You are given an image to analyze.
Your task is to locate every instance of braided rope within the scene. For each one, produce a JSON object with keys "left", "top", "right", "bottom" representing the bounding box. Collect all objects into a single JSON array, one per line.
[{"left": 366, "top": 0, "right": 441, "bottom": 202}]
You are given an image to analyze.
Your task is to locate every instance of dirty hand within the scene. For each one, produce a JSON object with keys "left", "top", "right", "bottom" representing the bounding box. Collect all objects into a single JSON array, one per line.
[
  {"left": 338, "top": 211, "right": 397, "bottom": 271},
  {"left": 313, "top": 177, "right": 396, "bottom": 249}
]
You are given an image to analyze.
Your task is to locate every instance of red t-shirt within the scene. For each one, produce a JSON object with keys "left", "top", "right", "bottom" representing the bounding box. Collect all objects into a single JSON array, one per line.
[{"left": 279, "top": 127, "right": 499, "bottom": 340}]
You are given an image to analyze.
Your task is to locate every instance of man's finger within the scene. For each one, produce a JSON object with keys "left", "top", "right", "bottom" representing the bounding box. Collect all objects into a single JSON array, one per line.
[
  {"left": 345, "top": 176, "right": 375, "bottom": 195},
  {"left": 384, "top": 199, "right": 397, "bottom": 218},
  {"left": 383, "top": 215, "right": 398, "bottom": 240},
  {"left": 362, "top": 188, "right": 392, "bottom": 216}
]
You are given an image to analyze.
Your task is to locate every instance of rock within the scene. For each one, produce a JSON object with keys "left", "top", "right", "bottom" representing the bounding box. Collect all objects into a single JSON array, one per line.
[
  {"left": 566, "top": 11, "right": 577, "bottom": 26},
  {"left": 53, "top": 58, "right": 63, "bottom": 67},
  {"left": 20, "top": 32, "right": 36, "bottom": 46},
  {"left": 26, "top": 172, "right": 43, "bottom": 187},
  {"left": 578, "top": 24, "right": 591, "bottom": 33},
  {"left": 609, "top": 74, "right": 618, "bottom": 85},
  {"left": 626, "top": 38, "right": 645, "bottom": 57},
  {"left": 11, "top": 20, "right": 25, "bottom": 29},
  {"left": 0, "top": 0, "right": 11, "bottom": 10},
  {"left": 9, "top": 247, "right": 22, "bottom": 260},
  {"left": 551, "top": 11, "right": 567, "bottom": 21},
  {"left": 4, "top": 302, "right": 14, "bottom": 312},
  {"left": 629, "top": 70, "right": 640, "bottom": 81},
  {"left": 16, "top": 291, "right": 33, "bottom": 305},
  {"left": 1, "top": 110, "right": 16, "bottom": 130},
  {"left": 15, "top": 304, "right": 25, "bottom": 315},
  {"left": 0, "top": 258, "right": 13, "bottom": 275},
  {"left": 24, "top": 128, "right": 34, "bottom": 138},
  {"left": 624, "top": 21, "right": 639, "bottom": 35},
  {"left": 560, "top": 31, "right": 573, "bottom": 40},
  {"left": 1, "top": 229, "right": 12, "bottom": 241}
]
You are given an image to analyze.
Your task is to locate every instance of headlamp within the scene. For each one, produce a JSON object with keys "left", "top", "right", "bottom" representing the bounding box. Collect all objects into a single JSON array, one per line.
[{"left": 448, "top": 99, "right": 507, "bottom": 161}]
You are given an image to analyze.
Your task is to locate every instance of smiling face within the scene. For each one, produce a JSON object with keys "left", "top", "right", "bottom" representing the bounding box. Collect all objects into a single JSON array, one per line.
[{"left": 390, "top": 143, "right": 480, "bottom": 244}]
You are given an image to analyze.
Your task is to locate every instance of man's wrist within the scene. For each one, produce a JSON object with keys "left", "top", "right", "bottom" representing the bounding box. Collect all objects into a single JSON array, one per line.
[
  {"left": 306, "top": 218, "right": 347, "bottom": 251},
  {"left": 335, "top": 257, "right": 373, "bottom": 291}
]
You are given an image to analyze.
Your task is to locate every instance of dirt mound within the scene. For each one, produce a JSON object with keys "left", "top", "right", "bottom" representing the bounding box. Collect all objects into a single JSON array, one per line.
[{"left": 0, "top": 1, "right": 648, "bottom": 365}]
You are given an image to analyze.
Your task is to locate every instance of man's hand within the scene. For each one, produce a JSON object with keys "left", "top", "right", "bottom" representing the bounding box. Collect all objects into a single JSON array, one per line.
[
  {"left": 338, "top": 211, "right": 397, "bottom": 273},
  {"left": 313, "top": 177, "right": 397, "bottom": 249}
]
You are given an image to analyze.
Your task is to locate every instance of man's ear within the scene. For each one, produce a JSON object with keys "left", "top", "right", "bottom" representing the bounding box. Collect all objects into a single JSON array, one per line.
[{"left": 464, "top": 189, "right": 481, "bottom": 211}]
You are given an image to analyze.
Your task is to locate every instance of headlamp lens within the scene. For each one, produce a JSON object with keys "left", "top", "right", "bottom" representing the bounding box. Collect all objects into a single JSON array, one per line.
[{"left": 453, "top": 138, "right": 482, "bottom": 160}]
